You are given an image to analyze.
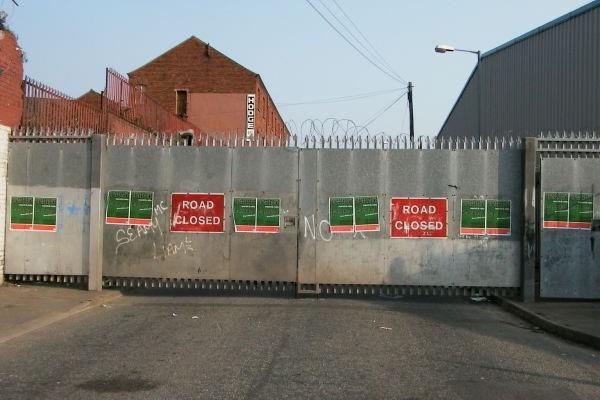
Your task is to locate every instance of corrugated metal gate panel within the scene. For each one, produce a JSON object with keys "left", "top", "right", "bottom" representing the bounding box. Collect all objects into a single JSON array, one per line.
[
  {"left": 297, "top": 148, "right": 522, "bottom": 287},
  {"left": 228, "top": 147, "right": 298, "bottom": 282},
  {"left": 102, "top": 145, "right": 298, "bottom": 282},
  {"left": 384, "top": 150, "right": 522, "bottom": 287},
  {"left": 314, "top": 150, "right": 387, "bottom": 285},
  {"left": 102, "top": 146, "right": 232, "bottom": 279},
  {"left": 5, "top": 133, "right": 527, "bottom": 292},
  {"left": 5, "top": 142, "right": 91, "bottom": 275},
  {"left": 540, "top": 158, "right": 600, "bottom": 298}
]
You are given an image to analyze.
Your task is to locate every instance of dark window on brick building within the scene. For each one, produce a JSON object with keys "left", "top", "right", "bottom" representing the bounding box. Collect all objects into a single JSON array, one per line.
[{"left": 176, "top": 90, "right": 188, "bottom": 117}]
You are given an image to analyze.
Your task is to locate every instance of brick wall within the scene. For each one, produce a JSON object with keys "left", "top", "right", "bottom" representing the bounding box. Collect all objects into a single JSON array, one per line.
[
  {"left": 128, "top": 37, "right": 255, "bottom": 115},
  {"left": 0, "top": 30, "right": 23, "bottom": 128},
  {"left": 77, "top": 90, "right": 102, "bottom": 111},
  {"left": 128, "top": 36, "right": 288, "bottom": 137},
  {"left": 188, "top": 92, "right": 246, "bottom": 134},
  {"left": 254, "top": 78, "right": 287, "bottom": 137}
]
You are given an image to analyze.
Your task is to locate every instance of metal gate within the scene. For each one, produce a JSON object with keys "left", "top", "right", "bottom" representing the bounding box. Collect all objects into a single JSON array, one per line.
[
  {"left": 297, "top": 140, "right": 523, "bottom": 296},
  {"left": 538, "top": 135, "right": 600, "bottom": 298},
  {"left": 101, "top": 143, "right": 299, "bottom": 286},
  {"left": 8, "top": 130, "right": 600, "bottom": 299}
]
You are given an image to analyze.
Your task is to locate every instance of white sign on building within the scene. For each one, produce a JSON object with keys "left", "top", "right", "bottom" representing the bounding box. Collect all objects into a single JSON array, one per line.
[{"left": 245, "top": 94, "right": 256, "bottom": 140}]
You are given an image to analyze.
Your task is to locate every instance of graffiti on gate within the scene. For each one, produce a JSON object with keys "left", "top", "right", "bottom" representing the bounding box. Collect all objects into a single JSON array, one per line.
[
  {"left": 303, "top": 214, "right": 367, "bottom": 242},
  {"left": 153, "top": 236, "right": 194, "bottom": 260},
  {"left": 114, "top": 201, "right": 169, "bottom": 255}
]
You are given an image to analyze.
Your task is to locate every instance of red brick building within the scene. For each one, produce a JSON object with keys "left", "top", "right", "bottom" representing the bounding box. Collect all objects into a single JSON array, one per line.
[
  {"left": 77, "top": 89, "right": 102, "bottom": 111},
  {"left": 0, "top": 29, "right": 23, "bottom": 128},
  {"left": 128, "top": 36, "right": 288, "bottom": 138}
]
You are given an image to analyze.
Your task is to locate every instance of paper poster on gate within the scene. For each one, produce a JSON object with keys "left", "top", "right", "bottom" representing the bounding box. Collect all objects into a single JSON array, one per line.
[
  {"left": 460, "top": 199, "right": 511, "bottom": 236},
  {"left": 232, "top": 197, "right": 280, "bottom": 233},
  {"left": 390, "top": 197, "right": 447, "bottom": 238},
  {"left": 10, "top": 196, "right": 58, "bottom": 232},
  {"left": 105, "top": 190, "right": 154, "bottom": 226},
  {"left": 170, "top": 193, "right": 225, "bottom": 233},
  {"left": 329, "top": 196, "right": 380, "bottom": 233},
  {"left": 543, "top": 192, "right": 593, "bottom": 230}
]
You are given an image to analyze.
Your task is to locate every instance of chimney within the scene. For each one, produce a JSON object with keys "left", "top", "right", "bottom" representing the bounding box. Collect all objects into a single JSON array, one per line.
[{"left": 205, "top": 43, "right": 211, "bottom": 57}]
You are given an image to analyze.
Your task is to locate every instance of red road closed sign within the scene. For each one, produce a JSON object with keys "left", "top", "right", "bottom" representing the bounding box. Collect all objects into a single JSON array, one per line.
[
  {"left": 390, "top": 197, "right": 447, "bottom": 238},
  {"left": 171, "top": 193, "right": 224, "bottom": 233}
]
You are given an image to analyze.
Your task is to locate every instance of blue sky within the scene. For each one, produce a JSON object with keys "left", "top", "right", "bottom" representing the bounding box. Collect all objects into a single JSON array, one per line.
[{"left": 3, "top": 0, "right": 591, "bottom": 137}]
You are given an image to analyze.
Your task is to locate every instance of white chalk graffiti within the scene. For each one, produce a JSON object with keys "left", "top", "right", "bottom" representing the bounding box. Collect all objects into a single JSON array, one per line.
[
  {"left": 114, "top": 201, "right": 169, "bottom": 254},
  {"left": 303, "top": 214, "right": 366, "bottom": 241},
  {"left": 153, "top": 236, "right": 194, "bottom": 260}
]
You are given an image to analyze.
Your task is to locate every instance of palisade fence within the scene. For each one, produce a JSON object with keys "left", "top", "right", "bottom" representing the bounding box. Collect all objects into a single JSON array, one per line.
[
  {"left": 101, "top": 130, "right": 598, "bottom": 150},
  {"left": 21, "top": 77, "right": 107, "bottom": 132},
  {"left": 4, "top": 128, "right": 600, "bottom": 299},
  {"left": 20, "top": 70, "right": 200, "bottom": 137},
  {"left": 103, "top": 68, "right": 199, "bottom": 135},
  {"left": 537, "top": 131, "right": 600, "bottom": 158},
  {"left": 104, "top": 131, "right": 524, "bottom": 149}
]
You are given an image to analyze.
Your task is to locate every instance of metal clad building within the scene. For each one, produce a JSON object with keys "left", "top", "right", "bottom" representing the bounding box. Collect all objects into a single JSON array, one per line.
[{"left": 438, "top": 1, "right": 600, "bottom": 139}]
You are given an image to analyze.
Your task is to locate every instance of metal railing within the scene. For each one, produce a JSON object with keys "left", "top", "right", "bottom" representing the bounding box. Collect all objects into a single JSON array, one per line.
[
  {"left": 12, "top": 129, "right": 525, "bottom": 149},
  {"left": 537, "top": 130, "right": 600, "bottom": 158},
  {"left": 105, "top": 131, "right": 523, "bottom": 150},
  {"left": 21, "top": 77, "right": 106, "bottom": 132},
  {"left": 103, "top": 68, "right": 199, "bottom": 134}
]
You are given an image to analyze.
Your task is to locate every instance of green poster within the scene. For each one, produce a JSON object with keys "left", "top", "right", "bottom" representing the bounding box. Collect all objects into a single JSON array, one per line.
[
  {"left": 256, "top": 198, "right": 280, "bottom": 232},
  {"left": 543, "top": 192, "right": 569, "bottom": 228},
  {"left": 106, "top": 190, "right": 153, "bottom": 225},
  {"left": 569, "top": 193, "right": 593, "bottom": 226},
  {"left": 354, "top": 196, "right": 379, "bottom": 231},
  {"left": 33, "top": 197, "right": 57, "bottom": 230},
  {"left": 543, "top": 191, "right": 593, "bottom": 229},
  {"left": 329, "top": 197, "right": 354, "bottom": 232},
  {"left": 106, "top": 191, "right": 130, "bottom": 224},
  {"left": 10, "top": 196, "right": 33, "bottom": 228},
  {"left": 233, "top": 197, "right": 257, "bottom": 231},
  {"left": 129, "top": 191, "right": 153, "bottom": 224},
  {"left": 486, "top": 199, "right": 511, "bottom": 235},
  {"left": 11, "top": 196, "right": 57, "bottom": 231},
  {"left": 460, "top": 199, "right": 486, "bottom": 235}
]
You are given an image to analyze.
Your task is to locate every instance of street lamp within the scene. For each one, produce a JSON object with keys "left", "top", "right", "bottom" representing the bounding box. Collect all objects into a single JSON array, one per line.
[
  {"left": 435, "top": 44, "right": 480, "bottom": 61},
  {"left": 435, "top": 44, "right": 482, "bottom": 138}
]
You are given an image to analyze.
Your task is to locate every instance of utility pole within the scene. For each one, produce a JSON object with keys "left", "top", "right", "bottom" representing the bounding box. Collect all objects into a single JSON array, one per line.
[
  {"left": 407, "top": 82, "right": 415, "bottom": 145},
  {"left": 476, "top": 50, "right": 481, "bottom": 140}
]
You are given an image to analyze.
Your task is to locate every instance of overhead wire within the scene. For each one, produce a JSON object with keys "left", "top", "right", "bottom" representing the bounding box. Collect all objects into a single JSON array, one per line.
[
  {"left": 279, "top": 87, "right": 404, "bottom": 106},
  {"left": 361, "top": 91, "right": 407, "bottom": 129},
  {"left": 304, "top": 0, "right": 404, "bottom": 84},
  {"left": 330, "top": 0, "right": 405, "bottom": 83},
  {"left": 315, "top": 0, "right": 403, "bottom": 84}
]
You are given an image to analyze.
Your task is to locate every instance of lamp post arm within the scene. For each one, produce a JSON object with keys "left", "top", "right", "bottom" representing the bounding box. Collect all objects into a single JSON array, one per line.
[{"left": 454, "top": 48, "right": 481, "bottom": 58}]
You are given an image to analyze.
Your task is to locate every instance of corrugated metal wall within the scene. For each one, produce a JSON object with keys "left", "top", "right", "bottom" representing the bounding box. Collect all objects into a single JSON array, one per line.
[{"left": 439, "top": 4, "right": 600, "bottom": 139}]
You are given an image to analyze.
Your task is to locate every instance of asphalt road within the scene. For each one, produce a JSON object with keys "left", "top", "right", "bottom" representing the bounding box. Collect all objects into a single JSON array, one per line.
[{"left": 0, "top": 294, "right": 599, "bottom": 400}]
